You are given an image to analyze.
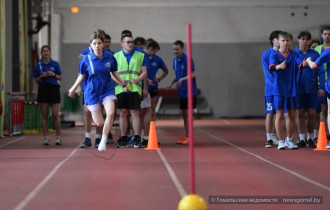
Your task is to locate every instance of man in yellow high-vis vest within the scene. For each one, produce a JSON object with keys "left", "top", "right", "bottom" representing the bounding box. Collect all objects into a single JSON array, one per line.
[{"left": 114, "top": 34, "right": 147, "bottom": 148}]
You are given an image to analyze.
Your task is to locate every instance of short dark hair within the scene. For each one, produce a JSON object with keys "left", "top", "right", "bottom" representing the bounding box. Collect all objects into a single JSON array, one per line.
[
  {"left": 269, "top": 30, "right": 281, "bottom": 46},
  {"left": 173, "top": 40, "right": 184, "bottom": 48},
  {"left": 146, "top": 39, "right": 160, "bottom": 50},
  {"left": 105, "top": 34, "right": 111, "bottom": 40},
  {"left": 297, "top": 31, "right": 311, "bottom": 40},
  {"left": 121, "top": 29, "right": 132, "bottom": 37},
  {"left": 134, "top": 37, "right": 146, "bottom": 46},
  {"left": 121, "top": 34, "right": 133, "bottom": 42},
  {"left": 278, "top": 31, "right": 292, "bottom": 40},
  {"left": 311, "top": 39, "right": 321, "bottom": 46},
  {"left": 321, "top": 25, "right": 330, "bottom": 34}
]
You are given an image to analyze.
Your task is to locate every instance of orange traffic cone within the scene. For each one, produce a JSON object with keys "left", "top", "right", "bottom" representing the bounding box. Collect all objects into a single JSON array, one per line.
[
  {"left": 314, "top": 122, "right": 329, "bottom": 151},
  {"left": 144, "top": 121, "right": 161, "bottom": 150}
]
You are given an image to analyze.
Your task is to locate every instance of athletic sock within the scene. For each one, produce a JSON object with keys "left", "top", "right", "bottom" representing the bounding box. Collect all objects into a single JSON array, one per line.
[
  {"left": 314, "top": 129, "right": 319, "bottom": 138},
  {"left": 85, "top": 132, "right": 91, "bottom": 138},
  {"left": 271, "top": 133, "right": 278, "bottom": 140},
  {"left": 307, "top": 133, "right": 313, "bottom": 140},
  {"left": 266, "top": 133, "right": 272, "bottom": 140},
  {"left": 286, "top": 137, "right": 293, "bottom": 142},
  {"left": 101, "top": 135, "right": 107, "bottom": 142},
  {"left": 298, "top": 134, "right": 305, "bottom": 141},
  {"left": 95, "top": 134, "right": 102, "bottom": 139}
]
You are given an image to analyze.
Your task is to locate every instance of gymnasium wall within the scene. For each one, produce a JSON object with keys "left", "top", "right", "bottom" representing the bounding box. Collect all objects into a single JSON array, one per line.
[{"left": 53, "top": 0, "right": 330, "bottom": 118}]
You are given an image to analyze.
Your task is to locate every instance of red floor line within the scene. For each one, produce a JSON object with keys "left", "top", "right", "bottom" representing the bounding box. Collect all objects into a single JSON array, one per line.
[{"left": 197, "top": 127, "right": 330, "bottom": 193}]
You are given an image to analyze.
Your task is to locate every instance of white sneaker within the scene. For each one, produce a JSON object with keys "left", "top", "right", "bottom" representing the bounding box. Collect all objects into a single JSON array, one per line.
[
  {"left": 43, "top": 137, "right": 49, "bottom": 145},
  {"left": 285, "top": 139, "right": 298, "bottom": 149},
  {"left": 277, "top": 140, "right": 285, "bottom": 150},
  {"left": 325, "top": 142, "right": 330, "bottom": 149},
  {"left": 97, "top": 138, "right": 107, "bottom": 152},
  {"left": 55, "top": 137, "right": 62, "bottom": 145},
  {"left": 272, "top": 138, "right": 279, "bottom": 146}
]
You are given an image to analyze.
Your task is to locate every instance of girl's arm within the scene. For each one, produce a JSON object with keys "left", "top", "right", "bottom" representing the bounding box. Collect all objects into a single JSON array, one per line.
[
  {"left": 68, "top": 74, "right": 85, "bottom": 96},
  {"left": 35, "top": 72, "right": 48, "bottom": 83}
]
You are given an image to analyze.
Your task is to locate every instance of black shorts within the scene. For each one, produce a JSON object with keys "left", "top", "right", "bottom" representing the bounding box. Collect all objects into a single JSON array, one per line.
[
  {"left": 37, "top": 83, "right": 61, "bottom": 103},
  {"left": 179, "top": 96, "right": 196, "bottom": 109},
  {"left": 149, "top": 87, "right": 158, "bottom": 98},
  {"left": 116, "top": 92, "right": 141, "bottom": 110}
]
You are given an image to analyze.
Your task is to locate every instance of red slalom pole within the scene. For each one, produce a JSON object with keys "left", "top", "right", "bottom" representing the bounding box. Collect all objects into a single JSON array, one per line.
[
  {"left": 186, "top": 23, "right": 195, "bottom": 194},
  {"left": 177, "top": 24, "right": 207, "bottom": 210}
]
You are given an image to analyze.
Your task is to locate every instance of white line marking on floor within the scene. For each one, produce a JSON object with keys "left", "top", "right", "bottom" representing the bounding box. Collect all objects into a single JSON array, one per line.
[
  {"left": 14, "top": 146, "right": 80, "bottom": 210},
  {"left": 223, "top": 120, "right": 232, "bottom": 125},
  {"left": 239, "top": 125, "right": 266, "bottom": 135},
  {"left": 197, "top": 128, "right": 330, "bottom": 192},
  {"left": 157, "top": 150, "right": 187, "bottom": 197},
  {"left": 0, "top": 136, "right": 26, "bottom": 149}
]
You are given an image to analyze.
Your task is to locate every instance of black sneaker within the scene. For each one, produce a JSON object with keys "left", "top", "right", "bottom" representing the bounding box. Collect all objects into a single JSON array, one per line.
[
  {"left": 142, "top": 138, "right": 148, "bottom": 146},
  {"left": 313, "top": 137, "right": 318, "bottom": 144},
  {"left": 80, "top": 137, "right": 92, "bottom": 148},
  {"left": 95, "top": 138, "right": 101, "bottom": 148},
  {"left": 306, "top": 139, "right": 316, "bottom": 148},
  {"left": 265, "top": 139, "right": 273, "bottom": 148},
  {"left": 107, "top": 132, "right": 114, "bottom": 144},
  {"left": 141, "top": 138, "right": 160, "bottom": 146},
  {"left": 133, "top": 136, "right": 142, "bottom": 148},
  {"left": 296, "top": 139, "right": 306, "bottom": 148},
  {"left": 116, "top": 136, "right": 128, "bottom": 148}
]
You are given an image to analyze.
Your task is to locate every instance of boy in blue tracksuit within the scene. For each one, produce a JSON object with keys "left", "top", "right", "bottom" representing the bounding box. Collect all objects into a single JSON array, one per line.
[
  {"left": 269, "top": 31, "right": 305, "bottom": 150},
  {"left": 262, "top": 30, "right": 281, "bottom": 148},
  {"left": 295, "top": 31, "right": 324, "bottom": 148}
]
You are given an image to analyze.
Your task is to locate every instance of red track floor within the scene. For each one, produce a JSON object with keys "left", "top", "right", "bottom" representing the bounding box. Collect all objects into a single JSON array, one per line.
[{"left": 0, "top": 119, "right": 329, "bottom": 210}]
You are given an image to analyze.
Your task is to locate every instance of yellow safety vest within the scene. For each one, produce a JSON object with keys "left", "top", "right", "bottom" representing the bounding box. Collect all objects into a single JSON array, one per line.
[
  {"left": 114, "top": 50, "right": 145, "bottom": 95},
  {"left": 315, "top": 45, "right": 327, "bottom": 83}
]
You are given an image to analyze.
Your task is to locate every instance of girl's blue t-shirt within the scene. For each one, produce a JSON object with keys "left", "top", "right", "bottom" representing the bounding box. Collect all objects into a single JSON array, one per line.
[
  {"left": 79, "top": 51, "right": 117, "bottom": 105},
  {"left": 33, "top": 59, "right": 62, "bottom": 86}
]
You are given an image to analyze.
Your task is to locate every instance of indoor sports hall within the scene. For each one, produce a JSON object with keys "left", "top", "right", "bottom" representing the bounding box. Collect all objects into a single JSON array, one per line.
[{"left": 1, "top": 1, "right": 330, "bottom": 210}]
